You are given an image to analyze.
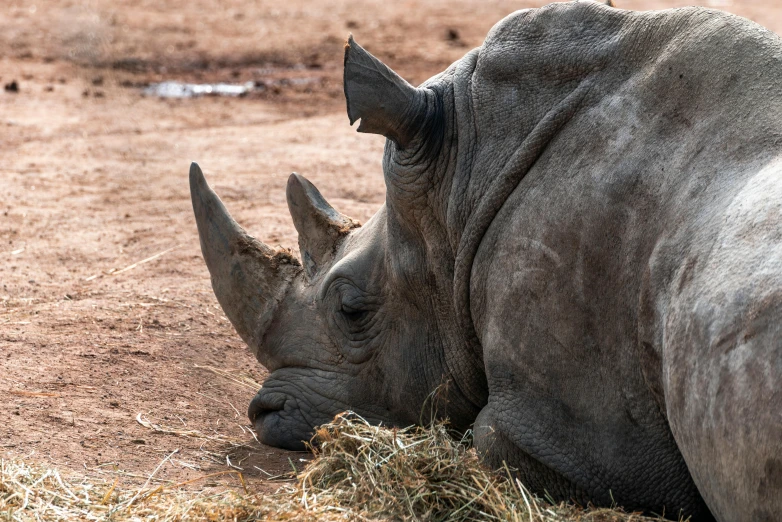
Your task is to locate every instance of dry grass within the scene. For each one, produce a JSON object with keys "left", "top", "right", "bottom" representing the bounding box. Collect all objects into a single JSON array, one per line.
[
  {"left": 299, "top": 412, "right": 671, "bottom": 522},
  {"left": 1, "top": 411, "right": 676, "bottom": 521}
]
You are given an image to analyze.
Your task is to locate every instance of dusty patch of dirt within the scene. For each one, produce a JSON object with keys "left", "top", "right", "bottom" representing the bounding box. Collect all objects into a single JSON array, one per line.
[{"left": 1, "top": 0, "right": 780, "bottom": 494}]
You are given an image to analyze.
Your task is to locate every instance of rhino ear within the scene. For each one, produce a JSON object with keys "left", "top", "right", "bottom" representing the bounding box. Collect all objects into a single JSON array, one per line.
[
  {"left": 286, "top": 173, "right": 360, "bottom": 277},
  {"left": 343, "top": 35, "right": 428, "bottom": 148}
]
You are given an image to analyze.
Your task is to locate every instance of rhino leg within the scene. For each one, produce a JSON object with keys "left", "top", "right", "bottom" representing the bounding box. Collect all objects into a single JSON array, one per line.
[
  {"left": 472, "top": 374, "right": 713, "bottom": 520},
  {"left": 665, "top": 298, "right": 782, "bottom": 522},
  {"left": 473, "top": 403, "right": 592, "bottom": 504},
  {"left": 662, "top": 164, "right": 782, "bottom": 522}
]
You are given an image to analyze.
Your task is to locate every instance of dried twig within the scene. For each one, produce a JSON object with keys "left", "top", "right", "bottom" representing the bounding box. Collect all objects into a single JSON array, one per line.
[
  {"left": 85, "top": 246, "right": 179, "bottom": 282},
  {"left": 193, "top": 364, "right": 262, "bottom": 391},
  {"left": 8, "top": 390, "right": 60, "bottom": 398}
]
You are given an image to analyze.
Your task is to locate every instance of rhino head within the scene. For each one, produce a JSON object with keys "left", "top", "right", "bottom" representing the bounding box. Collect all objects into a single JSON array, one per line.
[
  {"left": 191, "top": 1, "right": 619, "bottom": 450},
  {"left": 190, "top": 40, "right": 488, "bottom": 450}
]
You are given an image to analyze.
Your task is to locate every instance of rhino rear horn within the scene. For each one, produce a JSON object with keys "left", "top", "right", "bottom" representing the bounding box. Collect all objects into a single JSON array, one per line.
[
  {"left": 343, "top": 35, "right": 428, "bottom": 148},
  {"left": 190, "top": 163, "right": 300, "bottom": 356},
  {"left": 287, "top": 173, "right": 360, "bottom": 277}
]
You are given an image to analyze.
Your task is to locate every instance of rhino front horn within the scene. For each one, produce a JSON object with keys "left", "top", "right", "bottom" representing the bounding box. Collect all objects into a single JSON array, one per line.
[
  {"left": 343, "top": 35, "right": 428, "bottom": 148},
  {"left": 190, "top": 163, "right": 300, "bottom": 356}
]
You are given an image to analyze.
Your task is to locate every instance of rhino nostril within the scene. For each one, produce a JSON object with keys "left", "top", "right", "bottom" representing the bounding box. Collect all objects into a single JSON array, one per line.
[{"left": 248, "top": 392, "right": 285, "bottom": 422}]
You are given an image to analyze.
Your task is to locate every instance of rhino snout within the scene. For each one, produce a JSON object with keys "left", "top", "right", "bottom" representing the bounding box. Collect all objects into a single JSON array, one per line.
[
  {"left": 248, "top": 389, "right": 286, "bottom": 422},
  {"left": 249, "top": 388, "right": 314, "bottom": 450}
]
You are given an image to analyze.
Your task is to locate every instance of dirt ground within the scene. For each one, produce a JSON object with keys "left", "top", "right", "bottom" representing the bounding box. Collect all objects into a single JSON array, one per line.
[{"left": 2, "top": 0, "right": 781, "bottom": 495}]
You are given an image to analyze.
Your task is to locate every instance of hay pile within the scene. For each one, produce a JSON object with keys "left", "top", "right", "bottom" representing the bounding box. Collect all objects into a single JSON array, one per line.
[{"left": 0, "top": 413, "right": 673, "bottom": 521}]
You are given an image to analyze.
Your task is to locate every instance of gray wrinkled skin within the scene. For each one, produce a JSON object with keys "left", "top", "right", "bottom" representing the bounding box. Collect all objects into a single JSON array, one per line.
[{"left": 191, "top": 2, "right": 782, "bottom": 521}]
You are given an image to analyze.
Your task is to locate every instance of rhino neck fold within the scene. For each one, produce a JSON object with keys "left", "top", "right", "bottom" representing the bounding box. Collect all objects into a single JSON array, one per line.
[{"left": 450, "top": 80, "right": 594, "bottom": 382}]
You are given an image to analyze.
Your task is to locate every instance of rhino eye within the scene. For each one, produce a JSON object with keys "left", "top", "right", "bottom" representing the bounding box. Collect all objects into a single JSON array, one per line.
[
  {"left": 327, "top": 279, "right": 376, "bottom": 336},
  {"left": 340, "top": 303, "right": 369, "bottom": 324}
]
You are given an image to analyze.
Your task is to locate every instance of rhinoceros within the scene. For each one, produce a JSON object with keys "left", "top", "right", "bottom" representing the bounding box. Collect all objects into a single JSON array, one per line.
[{"left": 189, "top": 1, "right": 782, "bottom": 520}]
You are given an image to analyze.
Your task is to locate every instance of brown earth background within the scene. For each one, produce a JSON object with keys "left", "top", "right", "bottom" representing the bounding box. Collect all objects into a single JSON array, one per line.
[{"left": 2, "top": 0, "right": 781, "bottom": 496}]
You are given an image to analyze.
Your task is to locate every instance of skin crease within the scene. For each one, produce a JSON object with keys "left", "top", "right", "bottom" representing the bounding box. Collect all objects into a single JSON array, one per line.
[{"left": 193, "top": 2, "right": 782, "bottom": 521}]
